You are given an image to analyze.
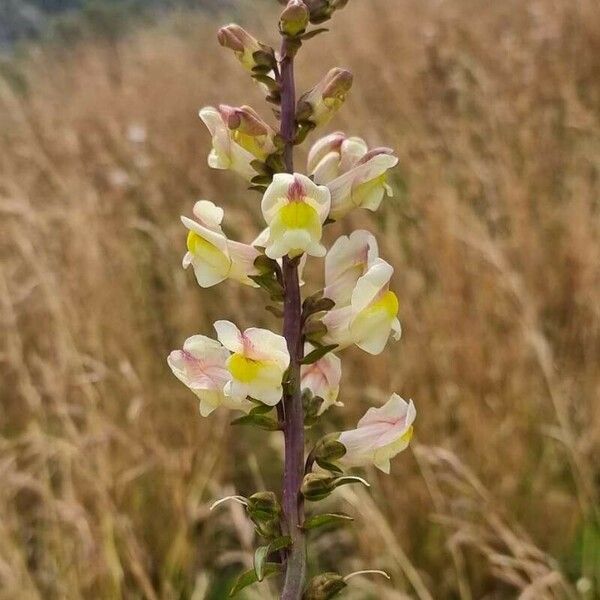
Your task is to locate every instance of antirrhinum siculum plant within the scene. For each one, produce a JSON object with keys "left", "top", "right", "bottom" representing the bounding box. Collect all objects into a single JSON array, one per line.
[{"left": 167, "top": 1, "right": 416, "bottom": 598}]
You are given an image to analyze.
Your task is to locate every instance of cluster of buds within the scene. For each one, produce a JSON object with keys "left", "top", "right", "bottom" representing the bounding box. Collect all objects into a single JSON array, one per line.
[
  {"left": 278, "top": 0, "right": 351, "bottom": 25},
  {"left": 168, "top": 1, "right": 416, "bottom": 597}
]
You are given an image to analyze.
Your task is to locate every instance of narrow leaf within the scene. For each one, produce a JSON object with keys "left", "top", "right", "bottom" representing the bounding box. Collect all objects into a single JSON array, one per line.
[
  {"left": 230, "top": 414, "right": 281, "bottom": 431},
  {"left": 303, "top": 513, "right": 354, "bottom": 531},
  {"left": 301, "top": 27, "right": 329, "bottom": 40},
  {"left": 229, "top": 563, "right": 280, "bottom": 596},
  {"left": 301, "top": 344, "right": 338, "bottom": 365},
  {"left": 254, "top": 536, "right": 291, "bottom": 581}
]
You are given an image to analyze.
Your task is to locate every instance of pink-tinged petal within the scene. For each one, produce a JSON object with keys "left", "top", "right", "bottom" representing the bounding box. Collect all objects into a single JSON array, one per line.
[
  {"left": 338, "top": 136, "right": 368, "bottom": 172},
  {"left": 301, "top": 346, "right": 342, "bottom": 412},
  {"left": 214, "top": 320, "right": 244, "bottom": 354},
  {"left": 227, "top": 240, "right": 261, "bottom": 286},
  {"left": 312, "top": 151, "right": 342, "bottom": 185},
  {"left": 307, "top": 131, "right": 345, "bottom": 173},
  {"left": 328, "top": 153, "right": 398, "bottom": 220},
  {"left": 325, "top": 230, "right": 379, "bottom": 307},
  {"left": 350, "top": 259, "right": 394, "bottom": 314},
  {"left": 243, "top": 327, "right": 290, "bottom": 369},
  {"left": 321, "top": 305, "right": 354, "bottom": 349},
  {"left": 358, "top": 394, "right": 415, "bottom": 429}
]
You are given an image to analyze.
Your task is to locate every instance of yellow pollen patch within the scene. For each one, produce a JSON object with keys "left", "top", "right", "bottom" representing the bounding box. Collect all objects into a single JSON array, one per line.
[
  {"left": 228, "top": 353, "right": 262, "bottom": 383},
  {"left": 401, "top": 425, "right": 414, "bottom": 445},
  {"left": 232, "top": 130, "right": 266, "bottom": 159},
  {"left": 352, "top": 173, "right": 386, "bottom": 207},
  {"left": 372, "top": 290, "right": 399, "bottom": 317},
  {"left": 278, "top": 201, "right": 319, "bottom": 229},
  {"left": 186, "top": 231, "right": 230, "bottom": 271}
]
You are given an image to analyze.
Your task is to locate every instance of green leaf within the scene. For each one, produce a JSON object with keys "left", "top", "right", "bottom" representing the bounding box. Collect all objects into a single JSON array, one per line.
[
  {"left": 254, "top": 536, "right": 291, "bottom": 581},
  {"left": 229, "top": 563, "right": 281, "bottom": 596},
  {"left": 302, "top": 513, "right": 353, "bottom": 531},
  {"left": 301, "top": 344, "right": 338, "bottom": 365},
  {"left": 266, "top": 305, "right": 285, "bottom": 319},
  {"left": 248, "top": 274, "right": 284, "bottom": 301},
  {"left": 249, "top": 403, "right": 274, "bottom": 416},
  {"left": 230, "top": 414, "right": 281, "bottom": 431}
]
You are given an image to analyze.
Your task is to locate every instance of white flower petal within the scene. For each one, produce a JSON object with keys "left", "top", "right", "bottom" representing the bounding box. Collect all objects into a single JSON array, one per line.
[{"left": 214, "top": 320, "right": 244, "bottom": 354}]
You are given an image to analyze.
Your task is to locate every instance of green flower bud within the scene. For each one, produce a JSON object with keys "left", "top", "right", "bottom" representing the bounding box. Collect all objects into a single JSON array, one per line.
[
  {"left": 247, "top": 491, "right": 282, "bottom": 538},
  {"left": 280, "top": 0, "right": 310, "bottom": 37},
  {"left": 303, "top": 573, "right": 347, "bottom": 599},
  {"left": 301, "top": 473, "right": 336, "bottom": 501},
  {"left": 314, "top": 433, "right": 346, "bottom": 462}
]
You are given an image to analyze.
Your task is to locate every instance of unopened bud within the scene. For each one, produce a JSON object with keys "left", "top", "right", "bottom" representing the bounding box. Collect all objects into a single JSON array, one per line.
[
  {"left": 247, "top": 491, "right": 281, "bottom": 521},
  {"left": 217, "top": 24, "right": 274, "bottom": 72},
  {"left": 219, "top": 105, "right": 270, "bottom": 137},
  {"left": 303, "top": 573, "right": 347, "bottom": 600},
  {"left": 297, "top": 68, "right": 353, "bottom": 128},
  {"left": 215, "top": 105, "right": 277, "bottom": 161},
  {"left": 280, "top": 0, "right": 310, "bottom": 37},
  {"left": 303, "top": 0, "right": 349, "bottom": 24},
  {"left": 314, "top": 434, "right": 346, "bottom": 462},
  {"left": 301, "top": 473, "right": 336, "bottom": 501},
  {"left": 247, "top": 491, "right": 282, "bottom": 538}
]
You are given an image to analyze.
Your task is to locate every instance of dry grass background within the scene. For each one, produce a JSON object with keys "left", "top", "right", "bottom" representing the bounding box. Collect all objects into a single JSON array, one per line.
[{"left": 1, "top": 0, "right": 600, "bottom": 598}]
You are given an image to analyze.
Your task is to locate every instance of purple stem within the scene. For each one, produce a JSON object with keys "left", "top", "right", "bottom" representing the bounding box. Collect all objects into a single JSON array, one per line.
[{"left": 279, "top": 39, "right": 307, "bottom": 600}]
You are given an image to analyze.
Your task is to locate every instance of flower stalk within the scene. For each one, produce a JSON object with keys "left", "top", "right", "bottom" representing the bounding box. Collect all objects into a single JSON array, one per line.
[{"left": 279, "top": 36, "right": 308, "bottom": 600}]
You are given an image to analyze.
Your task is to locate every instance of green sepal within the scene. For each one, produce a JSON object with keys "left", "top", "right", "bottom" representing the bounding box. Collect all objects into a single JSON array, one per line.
[
  {"left": 301, "top": 344, "right": 338, "bottom": 365},
  {"left": 229, "top": 563, "right": 281, "bottom": 596},
  {"left": 230, "top": 414, "right": 281, "bottom": 431},
  {"left": 303, "top": 573, "right": 347, "bottom": 599},
  {"left": 248, "top": 274, "right": 284, "bottom": 302},
  {"left": 248, "top": 401, "right": 274, "bottom": 416},
  {"left": 302, "top": 513, "right": 353, "bottom": 531},
  {"left": 315, "top": 459, "right": 343, "bottom": 474},
  {"left": 301, "top": 27, "right": 330, "bottom": 40},
  {"left": 254, "top": 536, "right": 291, "bottom": 581}
]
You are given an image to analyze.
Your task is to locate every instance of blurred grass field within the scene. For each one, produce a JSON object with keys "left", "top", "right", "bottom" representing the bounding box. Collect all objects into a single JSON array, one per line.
[{"left": 1, "top": 0, "right": 600, "bottom": 598}]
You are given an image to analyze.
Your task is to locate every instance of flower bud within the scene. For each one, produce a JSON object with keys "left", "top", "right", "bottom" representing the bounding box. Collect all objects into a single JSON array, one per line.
[
  {"left": 304, "top": 573, "right": 347, "bottom": 600},
  {"left": 217, "top": 24, "right": 274, "bottom": 73},
  {"left": 247, "top": 491, "right": 281, "bottom": 522},
  {"left": 303, "top": 0, "right": 350, "bottom": 24},
  {"left": 247, "top": 491, "right": 282, "bottom": 538},
  {"left": 280, "top": 0, "right": 310, "bottom": 37},
  {"left": 298, "top": 68, "right": 353, "bottom": 128},
  {"left": 301, "top": 473, "right": 336, "bottom": 501},
  {"left": 313, "top": 434, "right": 346, "bottom": 463}
]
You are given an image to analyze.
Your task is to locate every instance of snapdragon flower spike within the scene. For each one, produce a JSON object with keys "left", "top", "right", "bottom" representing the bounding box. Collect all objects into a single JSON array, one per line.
[
  {"left": 322, "top": 257, "right": 401, "bottom": 355},
  {"left": 338, "top": 393, "right": 416, "bottom": 473},
  {"left": 199, "top": 105, "right": 277, "bottom": 180},
  {"left": 167, "top": 335, "right": 251, "bottom": 416},
  {"left": 324, "top": 229, "right": 379, "bottom": 308},
  {"left": 307, "top": 132, "right": 398, "bottom": 220},
  {"left": 215, "top": 320, "right": 290, "bottom": 406},
  {"left": 297, "top": 68, "right": 353, "bottom": 129},
  {"left": 261, "top": 173, "right": 331, "bottom": 259},
  {"left": 182, "top": 200, "right": 261, "bottom": 288},
  {"left": 301, "top": 344, "right": 342, "bottom": 414}
]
